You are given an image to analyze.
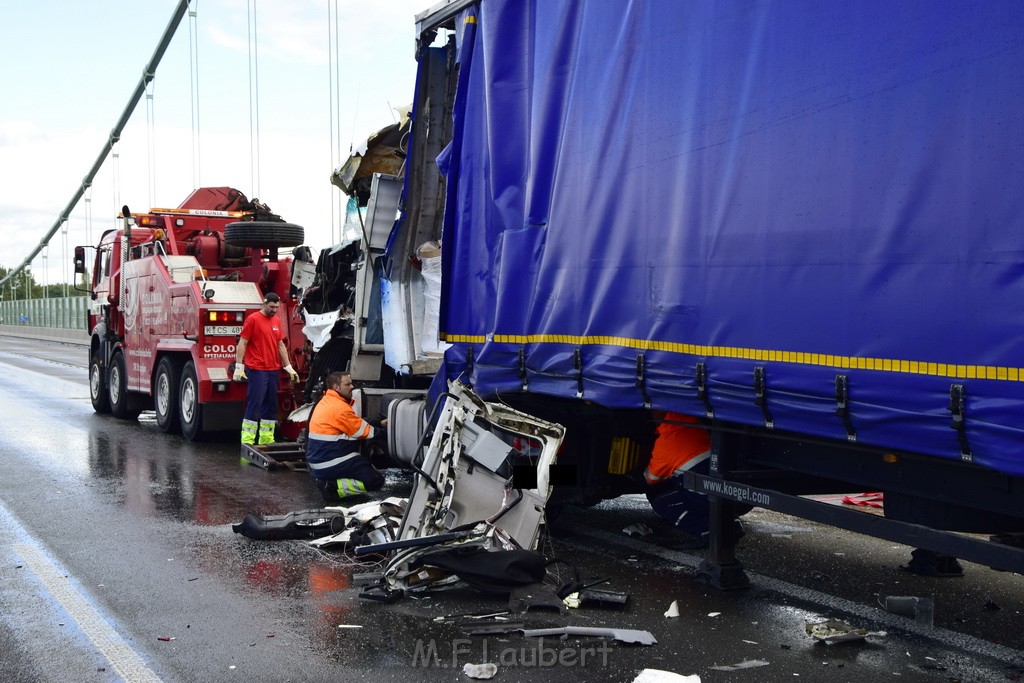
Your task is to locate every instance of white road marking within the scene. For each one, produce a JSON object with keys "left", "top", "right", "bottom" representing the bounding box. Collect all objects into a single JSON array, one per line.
[{"left": 13, "top": 541, "right": 163, "bottom": 683}]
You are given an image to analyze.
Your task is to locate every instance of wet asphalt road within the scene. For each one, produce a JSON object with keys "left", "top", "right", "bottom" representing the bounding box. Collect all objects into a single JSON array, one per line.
[{"left": 0, "top": 335, "right": 1022, "bottom": 682}]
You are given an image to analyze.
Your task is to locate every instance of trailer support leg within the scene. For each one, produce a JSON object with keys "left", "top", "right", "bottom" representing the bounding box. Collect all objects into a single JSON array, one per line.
[{"left": 695, "top": 432, "right": 750, "bottom": 589}]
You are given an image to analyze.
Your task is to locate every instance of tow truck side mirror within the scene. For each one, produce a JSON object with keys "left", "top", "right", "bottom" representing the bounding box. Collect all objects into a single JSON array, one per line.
[{"left": 73, "top": 246, "right": 87, "bottom": 275}]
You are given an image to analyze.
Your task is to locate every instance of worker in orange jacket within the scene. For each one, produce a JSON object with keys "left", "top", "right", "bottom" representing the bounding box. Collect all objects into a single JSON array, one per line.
[
  {"left": 645, "top": 411, "right": 743, "bottom": 548},
  {"left": 305, "top": 371, "right": 386, "bottom": 502}
]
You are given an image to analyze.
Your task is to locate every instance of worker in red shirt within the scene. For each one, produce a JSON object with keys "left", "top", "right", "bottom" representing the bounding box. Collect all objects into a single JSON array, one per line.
[
  {"left": 233, "top": 292, "right": 298, "bottom": 445},
  {"left": 305, "top": 371, "right": 386, "bottom": 502},
  {"left": 645, "top": 411, "right": 744, "bottom": 549}
]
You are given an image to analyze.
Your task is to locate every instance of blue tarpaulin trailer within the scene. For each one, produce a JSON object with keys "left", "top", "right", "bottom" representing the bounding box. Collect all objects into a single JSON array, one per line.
[{"left": 366, "top": 0, "right": 1024, "bottom": 581}]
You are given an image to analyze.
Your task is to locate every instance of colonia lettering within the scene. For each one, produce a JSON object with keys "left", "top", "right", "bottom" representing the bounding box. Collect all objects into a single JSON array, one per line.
[{"left": 204, "top": 343, "right": 236, "bottom": 355}]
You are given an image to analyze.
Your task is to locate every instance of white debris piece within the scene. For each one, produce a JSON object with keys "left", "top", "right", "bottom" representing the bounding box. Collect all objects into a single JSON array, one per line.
[
  {"left": 463, "top": 662, "right": 498, "bottom": 679},
  {"left": 709, "top": 659, "right": 769, "bottom": 672},
  {"left": 632, "top": 669, "right": 701, "bottom": 683},
  {"left": 664, "top": 600, "right": 680, "bottom": 618},
  {"left": 804, "top": 619, "right": 886, "bottom": 644},
  {"left": 623, "top": 523, "right": 654, "bottom": 537}
]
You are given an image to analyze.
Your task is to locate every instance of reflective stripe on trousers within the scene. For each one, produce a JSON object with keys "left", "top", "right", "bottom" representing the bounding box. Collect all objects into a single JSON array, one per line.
[
  {"left": 336, "top": 478, "right": 367, "bottom": 498},
  {"left": 258, "top": 420, "right": 277, "bottom": 445},
  {"left": 241, "top": 419, "right": 258, "bottom": 445},
  {"left": 307, "top": 452, "right": 359, "bottom": 471}
]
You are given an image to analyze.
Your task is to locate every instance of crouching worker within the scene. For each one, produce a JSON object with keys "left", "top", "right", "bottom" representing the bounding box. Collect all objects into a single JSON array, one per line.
[
  {"left": 645, "top": 411, "right": 743, "bottom": 549},
  {"left": 305, "top": 371, "right": 387, "bottom": 503}
]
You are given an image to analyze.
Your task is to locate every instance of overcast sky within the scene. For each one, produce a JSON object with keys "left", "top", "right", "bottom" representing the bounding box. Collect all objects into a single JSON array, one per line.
[{"left": 0, "top": 0, "right": 438, "bottom": 287}]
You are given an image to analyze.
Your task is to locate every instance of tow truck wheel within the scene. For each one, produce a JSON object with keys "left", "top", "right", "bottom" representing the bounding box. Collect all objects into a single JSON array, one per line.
[
  {"left": 154, "top": 357, "right": 183, "bottom": 434},
  {"left": 108, "top": 350, "right": 140, "bottom": 420},
  {"left": 224, "top": 221, "right": 305, "bottom": 248},
  {"left": 89, "top": 352, "right": 110, "bottom": 414},
  {"left": 179, "top": 361, "right": 204, "bottom": 442}
]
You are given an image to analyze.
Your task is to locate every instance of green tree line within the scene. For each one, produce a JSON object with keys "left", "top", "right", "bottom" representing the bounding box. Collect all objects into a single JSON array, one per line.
[{"left": 0, "top": 266, "right": 88, "bottom": 300}]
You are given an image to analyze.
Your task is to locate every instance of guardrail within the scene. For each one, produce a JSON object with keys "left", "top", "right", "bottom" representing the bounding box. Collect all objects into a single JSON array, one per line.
[{"left": 0, "top": 296, "right": 90, "bottom": 345}]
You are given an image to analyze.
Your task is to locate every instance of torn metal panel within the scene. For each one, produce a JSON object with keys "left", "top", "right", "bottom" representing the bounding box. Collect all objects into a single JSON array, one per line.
[
  {"left": 378, "top": 381, "right": 565, "bottom": 594},
  {"left": 331, "top": 114, "right": 410, "bottom": 204},
  {"left": 521, "top": 626, "right": 657, "bottom": 646},
  {"left": 308, "top": 497, "right": 406, "bottom": 550}
]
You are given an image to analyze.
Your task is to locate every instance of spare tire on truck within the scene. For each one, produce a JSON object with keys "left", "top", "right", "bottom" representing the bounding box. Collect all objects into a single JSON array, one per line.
[{"left": 224, "top": 221, "right": 305, "bottom": 248}]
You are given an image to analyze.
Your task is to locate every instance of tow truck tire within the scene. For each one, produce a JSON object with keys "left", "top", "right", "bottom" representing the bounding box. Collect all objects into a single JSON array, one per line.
[
  {"left": 154, "top": 357, "right": 183, "bottom": 433},
  {"left": 90, "top": 352, "right": 110, "bottom": 414},
  {"left": 108, "top": 351, "right": 140, "bottom": 420},
  {"left": 179, "top": 360, "right": 204, "bottom": 442},
  {"left": 224, "top": 221, "right": 305, "bottom": 248}
]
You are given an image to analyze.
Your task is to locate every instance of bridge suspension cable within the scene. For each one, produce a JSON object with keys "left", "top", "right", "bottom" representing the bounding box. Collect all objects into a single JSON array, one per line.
[
  {"left": 0, "top": 0, "right": 192, "bottom": 289},
  {"left": 247, "top": 0, "right": 261, "bottom": 199},
  {"left": 327, "top": 0, "right": 341, "bottom": 244},
  {"left": 188, "top": 2, "right": 202, "bottom": 188},
  {"left": 146, "top": 81, "right": 157, "bottom": 208}
]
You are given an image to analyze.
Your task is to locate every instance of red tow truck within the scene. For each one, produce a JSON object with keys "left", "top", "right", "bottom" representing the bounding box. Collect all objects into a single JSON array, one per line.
[{"left": 74, "top": 187, "right": 312, "bottom": 441}]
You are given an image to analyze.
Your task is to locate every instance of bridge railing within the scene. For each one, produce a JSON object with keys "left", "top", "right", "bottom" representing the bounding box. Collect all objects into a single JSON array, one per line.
[{"left": 0, "top": 296, "right": 90, "bottom": 345}]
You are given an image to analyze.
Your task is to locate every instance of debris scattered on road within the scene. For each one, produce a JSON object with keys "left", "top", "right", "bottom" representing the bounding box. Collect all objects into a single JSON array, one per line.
[
  {"left": 632, "top": 669, "right": 701, "bottom": 682},
  {"left": 336, "top": 624, "right": 363, "bottom": 629},
  {"left": 664, "top": 600, "right": 680, "bottom": 618},
  {"left": 707, "top": 612, "right": 721, "bottom": 618},
  {"left": 522, "top": 626, "right": 657, "bottom": 646},
  {"left": 462, "top": 662, "right": 498, "bottom": 679},
  {"left": 805, "top": 619, "right": 886, "bottom": 644},
  {"left": 709, "top": 659, "right": 769, "bottom": 671},
  {"left": 984, "top": 599, "right": 1000, "bottom": 611},
  {"left": 623, "top": 523, "right": 654, "bottom": 537},
  {"left": 157, "top": 636, "right": 175, "bottom": 641},
  {"left": 880, "top": 595, "right": 934, "bottom": 627},
  {"left": 435, "top": 610, "right": 511, "bottom": 623},
  {"left": 569, "top": 588, "right": 629, "bottom": 609},
  {"left": 743, "top": 640, "right": 758, "bottom": 645}
]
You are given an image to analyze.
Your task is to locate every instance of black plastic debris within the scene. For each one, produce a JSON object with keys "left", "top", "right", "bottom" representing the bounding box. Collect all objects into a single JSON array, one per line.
[{"left": 232, "top": 509, "right": 344, "bottom": 540}]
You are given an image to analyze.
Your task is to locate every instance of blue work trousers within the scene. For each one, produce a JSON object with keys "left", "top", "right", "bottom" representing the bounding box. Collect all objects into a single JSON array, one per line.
[
  {"left": 243, "top": 368, "right": 279, "bottom": 421},
  {"left": 647, "top": 459, "right": 711, "bottom": 535}
]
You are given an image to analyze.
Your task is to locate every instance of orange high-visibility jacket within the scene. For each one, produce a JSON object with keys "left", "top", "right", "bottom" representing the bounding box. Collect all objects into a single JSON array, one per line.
[
  {"left": 305, "top": 389, "right": 376, "bottom": 477},
  {"left": 643, "top": 412, "right": 711, "bottom": 485}
]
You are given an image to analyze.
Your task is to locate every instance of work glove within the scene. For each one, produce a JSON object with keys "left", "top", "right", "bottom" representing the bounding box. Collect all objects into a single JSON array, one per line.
[
  {"left": 232, "top": 364, "right": 247, "bottom": 382},
  {"left": 284, "top": 365, "right": 299, "bottom": 383}
]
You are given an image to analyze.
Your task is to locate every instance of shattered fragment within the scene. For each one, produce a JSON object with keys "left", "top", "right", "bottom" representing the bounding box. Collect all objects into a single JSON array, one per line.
[
  {"left": 804, "top": 619, "right": 886, "bottom": 644},
  {"left": 632, "top": 670, "right": 701, "bottom": 683},
  {"left": 709, "top": 659, "right": 769, "bottom": 671},
  {"left": 623, "top": 523, "right": 654, "bottom": 537},
  {"left": 462, "top": 662, "right": 498, "bottom": 679},
  {"left": 664, "top": 600, "right": 680, "bottom": 618}
]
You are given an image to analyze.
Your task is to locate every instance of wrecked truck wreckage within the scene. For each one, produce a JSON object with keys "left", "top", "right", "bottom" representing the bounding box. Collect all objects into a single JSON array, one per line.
[{"left": 235, "top": 382, "right": 567, "bottom": 601}]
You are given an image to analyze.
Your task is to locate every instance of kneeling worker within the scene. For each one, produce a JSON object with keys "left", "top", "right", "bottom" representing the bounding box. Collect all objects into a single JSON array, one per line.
[
  {"left": 306, "top": 371, "right": 387, "bottom": 503},
  {"left": 645, "top": 411, "right": 744, "bottom": 549}
]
